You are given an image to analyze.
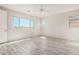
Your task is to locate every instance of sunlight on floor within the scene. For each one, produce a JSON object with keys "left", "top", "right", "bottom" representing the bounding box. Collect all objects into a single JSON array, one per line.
[{"left": 40, "top": 36, "right": 47, "bottom": 39}]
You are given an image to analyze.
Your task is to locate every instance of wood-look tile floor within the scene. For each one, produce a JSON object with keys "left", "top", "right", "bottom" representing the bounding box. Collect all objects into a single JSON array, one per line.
[{"left": 0, "top": 36, "right": 79, "bottom": 55}]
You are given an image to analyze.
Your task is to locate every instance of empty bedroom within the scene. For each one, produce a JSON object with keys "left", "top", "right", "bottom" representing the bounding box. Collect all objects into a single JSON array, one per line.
[{"left": 0, "top": 4, "right": 79, "bottom": 55}]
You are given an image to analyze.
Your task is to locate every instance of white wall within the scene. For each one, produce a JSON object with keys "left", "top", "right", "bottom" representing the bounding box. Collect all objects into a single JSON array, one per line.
[
  {"left": 7, "top": 10, "right": 40, "bottom": 41},
  {"left": 1, "top": 6, "right": 79, "bottom": 41},
  {"left": 43, "top": 9, "right": 79, "bottom": 40}
]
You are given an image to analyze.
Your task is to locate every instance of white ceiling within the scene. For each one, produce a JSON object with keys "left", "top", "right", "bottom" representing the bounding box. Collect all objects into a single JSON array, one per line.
[{"left": 1, "top": 4, "right": 79, "bottom": 18}]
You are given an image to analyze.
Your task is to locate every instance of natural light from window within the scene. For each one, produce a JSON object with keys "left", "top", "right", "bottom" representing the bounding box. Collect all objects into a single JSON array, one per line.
[{"left": 13, "top": 16, "right": 34, "bottom": 28}]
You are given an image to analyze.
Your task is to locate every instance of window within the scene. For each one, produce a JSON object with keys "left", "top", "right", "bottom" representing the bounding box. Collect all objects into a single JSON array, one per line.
[
  {"left": 13, "top": 16, "right": 20, "bottom": 27},
  {"left": 30, "top": 19, "right": 34, "bottom": 27},
  {"left": 69, "top": 16, "right": 79, "bottom": 28},
  {"left": 41, "top": 19, "right": 46, "bottom": 28},
  {"left": 20, "top": 18, "right": 30, "bottom": 27},
  {"left": 13, "top": 16, "right": 34, "bottom": 28}
]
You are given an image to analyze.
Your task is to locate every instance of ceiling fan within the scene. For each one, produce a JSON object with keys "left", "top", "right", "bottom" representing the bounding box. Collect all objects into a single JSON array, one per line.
[{"left": 39, "top": 5, "right": 49, "bottom": 13}]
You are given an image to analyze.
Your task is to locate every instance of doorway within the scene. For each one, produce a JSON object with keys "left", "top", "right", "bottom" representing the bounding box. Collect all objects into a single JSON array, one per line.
[{"left": 0, "top": 9, "right": 7, "bottom": 43}]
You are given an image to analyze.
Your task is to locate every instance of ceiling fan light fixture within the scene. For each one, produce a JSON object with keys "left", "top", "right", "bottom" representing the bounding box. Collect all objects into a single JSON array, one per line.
[
  {"left": 27, "top": 10, "right": 31, "bottom": 12},
  {"left": 40, "top": 8, "right": 44, "bottom": 11}
]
